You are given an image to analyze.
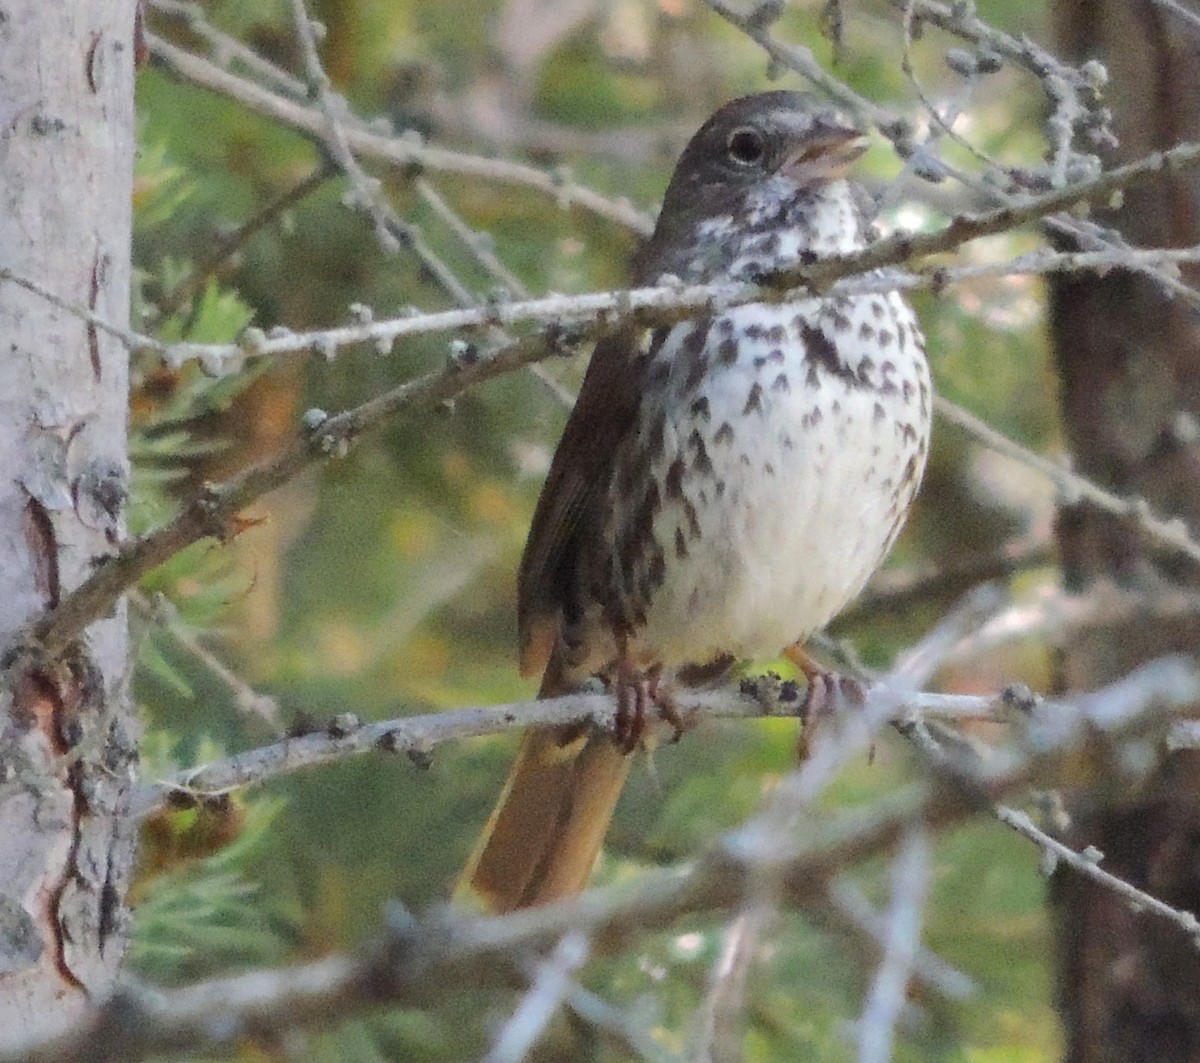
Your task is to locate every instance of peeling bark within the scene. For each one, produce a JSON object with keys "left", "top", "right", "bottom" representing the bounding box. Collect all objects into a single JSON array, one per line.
[{"left": 0, "top": 0, "right": 138, "bottom": 1045}]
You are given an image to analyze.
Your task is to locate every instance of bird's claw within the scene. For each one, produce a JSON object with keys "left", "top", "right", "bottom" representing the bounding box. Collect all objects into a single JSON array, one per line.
[
  {"left": 613, "top": 662, "right": 683, "bottom": 752},
  {"left": 614, "top": 669, "right": 650, "bottom": 753},
  {"left": 796, "top": 670, "right": 866, "bottom": 759}
]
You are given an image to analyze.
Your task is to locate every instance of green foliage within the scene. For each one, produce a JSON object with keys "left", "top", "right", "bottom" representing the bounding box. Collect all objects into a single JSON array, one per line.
[
  {"left": 128, "top": 0, "right": 1067, "bottom": 1058},
  {"left": 138, "top": 634, "right": 197, "bottom": 701},
  {"left": 131, "top": 796, "right": 293, "bottom": 983},
  {"left": 135, "top": 134, "right": 197, "bottom": 232}
]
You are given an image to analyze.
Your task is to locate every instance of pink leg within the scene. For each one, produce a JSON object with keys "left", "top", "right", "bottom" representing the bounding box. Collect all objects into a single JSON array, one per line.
[
  {"left": 614, "top": 655, "right": 651, "bottom": 753},
  {"left": 784, "top": 643, "right": 865, "bottom": 759},
  {"left": 612, "top": 659, "right": 686, "bottom": 752}
]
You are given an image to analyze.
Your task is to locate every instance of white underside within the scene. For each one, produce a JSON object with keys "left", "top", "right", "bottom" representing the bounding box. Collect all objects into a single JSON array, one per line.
[
  {"left": 632, "top": 292, "right": 928, "bottom": 667},
  {"left": 577, "top": 179, "right": 931, "bottom": 674}
]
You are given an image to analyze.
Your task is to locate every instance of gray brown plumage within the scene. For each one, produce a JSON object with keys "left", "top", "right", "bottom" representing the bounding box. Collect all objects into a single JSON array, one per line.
[{"left": 460, "top": 91, "right": 931, "bottom": 913}]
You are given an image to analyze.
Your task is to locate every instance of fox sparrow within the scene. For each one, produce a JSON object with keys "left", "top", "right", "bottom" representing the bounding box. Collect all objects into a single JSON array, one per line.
[{"left": 460, "top": 91, "right": 931, "bottom": 912}]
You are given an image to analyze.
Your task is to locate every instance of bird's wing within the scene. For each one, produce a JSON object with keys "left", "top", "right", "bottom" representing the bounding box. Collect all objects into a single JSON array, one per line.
[{"left": 517, "top": 324, "right": 658, "bottom": 677}]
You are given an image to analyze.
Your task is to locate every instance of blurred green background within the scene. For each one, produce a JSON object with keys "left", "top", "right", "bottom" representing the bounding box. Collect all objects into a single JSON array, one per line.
[{"left": 131, "top": 0, "right": 1066, "bottom": 1058}]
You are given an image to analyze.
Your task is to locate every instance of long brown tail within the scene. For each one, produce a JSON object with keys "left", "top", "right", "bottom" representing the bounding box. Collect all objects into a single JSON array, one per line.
[{"left": 456, "top": 662, "right": 630, "bottom": 913}]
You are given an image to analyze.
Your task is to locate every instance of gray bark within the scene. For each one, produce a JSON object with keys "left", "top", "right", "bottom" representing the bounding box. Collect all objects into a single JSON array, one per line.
[{"left": 0, "top": 0, "right": 138, "bottom": 1045}]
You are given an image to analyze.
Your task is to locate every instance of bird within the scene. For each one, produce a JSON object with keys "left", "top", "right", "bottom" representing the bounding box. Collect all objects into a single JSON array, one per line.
[{"left": 458, "top": 91, "right": 932, "bottom": 914}]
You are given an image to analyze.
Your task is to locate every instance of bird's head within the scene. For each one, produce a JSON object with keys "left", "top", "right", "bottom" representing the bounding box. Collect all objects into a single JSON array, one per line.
[
  {"left": 665, "top": 92, "right": 866, "bottom": 204},
  {"left": 638, "top": 91, "right": 870, "bottom": 282}
]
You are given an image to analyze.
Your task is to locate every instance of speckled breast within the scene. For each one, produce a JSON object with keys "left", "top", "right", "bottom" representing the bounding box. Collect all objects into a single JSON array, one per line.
[{"left": 602, "top": 286, "right": 931, "bottom": 669}]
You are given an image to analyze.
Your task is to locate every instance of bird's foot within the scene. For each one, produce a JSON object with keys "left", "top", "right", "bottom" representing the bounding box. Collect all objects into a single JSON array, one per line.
[
  {"left": 613, "top": 661, "right": 684, "bottom": 752},
  {"left": 799, "top": 669, "right": 866, "bottom": 718},
  {"left": 784, "top": 643, "right": 867, "bottom": 759},
  {"left": 797, "top": 670, "right": 866, "bottom": 759}
]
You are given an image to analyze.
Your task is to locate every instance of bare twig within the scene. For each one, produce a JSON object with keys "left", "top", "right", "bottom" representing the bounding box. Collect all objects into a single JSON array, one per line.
[
  {"left": 705, "top": 0, "right": 1200, "bottom": 314},
  {"left": 10, "top": 656, "right": 1200, "bottom": 1063},
  {"left": 836, "top": 537, "right": 1053, "bottom": 627},
  {"left": 689, "top": 908, "right": 770, "bottom": 1063},
  {"left": 995, "top": 805, "right": 1200, "bottom": 942},
  {"left": 0, "top": 266, "right": 149, "bottom": 352},
  {"left": 417, "top": 178, "right": 529, "bottom": 297},
  {"left": 857, "top": 826, "right": 930, "bottom": 1063},
  {"left": 155, "top": 165, "right": 331, "bottom": 321},
  {"left": 1148, "top": 0, "right": 1200, "bottom": 35},
  {"left": 129, "top": 676, "right": 1026, "bottom": 818},
  {"left": 903, "top": 0, "right": 1093, "bottom": 186},
  {"left": 16, "top": 322, "right": 571, "bottom": 663},
  {"left": 144, "top": 15, "right": 1200, "bottom": 314},
  {"left": 145, "top": 32, "right": 655, "bottom": 235},
  {"left": 934, "top": 396, "right": 1200, "bottom": 569},
  {"left": 119, "top": 585, "right": 1200, "bottom": 820},
  {"left": 898, "top": 14, "right": 983, "bottom": 185},
  {"left": 415, "top": 177, "right": 575, "bottom": 407},
  {"left": 286, "top": 1, "right": 576, "bottom": 410},
  {"left": 130, "top": 592, "right": 281, "bottom": 730},
  {"left": 287, "top": 0, "right": 408, "bottom": 253},
  {"left": 698, "top": 0, "right": 904, "bottom": 138},
  {"left": 881, "top": 0, "right": 1102, "bottom": 110},
  {"left": 145, "top": 145, "right": 1200, "bottom": 373},
  {"left": 149, "top": 0, "right": 308, "bottom": 98},
  {"left": 563, "top": 983, "right": 683, "bottom": 1063},
  {"left": 15, "top": 239, "right": 1200, "bottom": 376},
  {"left": 825, "top": 880, "right": 975, "bottom": 1000},
  {"left": 931, "top": 581, "right": 1200, "bottom": 671},
  {"left": 1167, "top": 719, "right": 1200, "bottom": 750},
  {"left": 737, "top": 585, "right": 1008, "bottom": 850},
  {"left": 481, "top": 933, "right": 589, "bottom": 1063}
]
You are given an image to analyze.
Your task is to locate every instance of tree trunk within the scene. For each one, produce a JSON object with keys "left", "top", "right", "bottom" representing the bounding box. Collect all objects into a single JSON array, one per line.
[
  {"left": 1049, "top": 2, "right": 1200, "bottom": 1061},
  {"left": 0, "top": 0, "right": 138, "bottom": 1045}
]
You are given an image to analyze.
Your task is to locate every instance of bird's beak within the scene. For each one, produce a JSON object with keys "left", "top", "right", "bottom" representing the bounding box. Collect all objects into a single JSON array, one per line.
[{"left": 778, "top": 128, "right": 868, "bottom": 184}]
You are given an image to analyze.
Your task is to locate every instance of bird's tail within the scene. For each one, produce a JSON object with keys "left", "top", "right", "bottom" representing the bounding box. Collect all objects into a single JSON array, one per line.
[{"left": 456, "top": 658, "right": 630, "bottom": 913}]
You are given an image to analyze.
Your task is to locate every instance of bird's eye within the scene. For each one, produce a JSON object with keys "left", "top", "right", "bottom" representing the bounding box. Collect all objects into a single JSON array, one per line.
[{"left": 727, "top": 127, "right": 766, "bottom": 166}]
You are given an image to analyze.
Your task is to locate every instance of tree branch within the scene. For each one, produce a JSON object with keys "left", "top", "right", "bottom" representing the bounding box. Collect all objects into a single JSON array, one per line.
[
  {"left": 144, "top": 32, "right": 655, "bottom": 236},
  {"left": 933, "top": 398, "right": 1200, "bottom": 569},
  {"left": 857, "top": 826, "right": 930, "bottom": 1063},
  {"left": 836, "top": 537, "right": 1052, "bottom": 626},
  {"left": 15, "top": 324, "right": 570, "bottom": 663},
  {"left": 15, "top": 41, "right": 1200, "bottom": 680},
  {"left": 152, "top": 176, "right": 1200, "bottom": 375},
  {"left": 699, "top": 0, "right": 905, "bottom": 137},
  {"left": 17, "top": 259, "right": 1200, "bottom": 670},
  {"left": 994, "top": 806, "right": 1200, "bottom": 941},
  {"left": 128, "top": 583, "right": 1200, "bottom": 834},
  {"left": 130, "top": 677, "right": 1021, "bottom": 819},
  {"left": 10, "top": 655, "right": 1199, "bottom": 1063},
  {"left": 481, "top": 932, "right": 589, "bottom": 1063},
  {"left": 154, "top": 164, "right": 332, "bottom": 321}
]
